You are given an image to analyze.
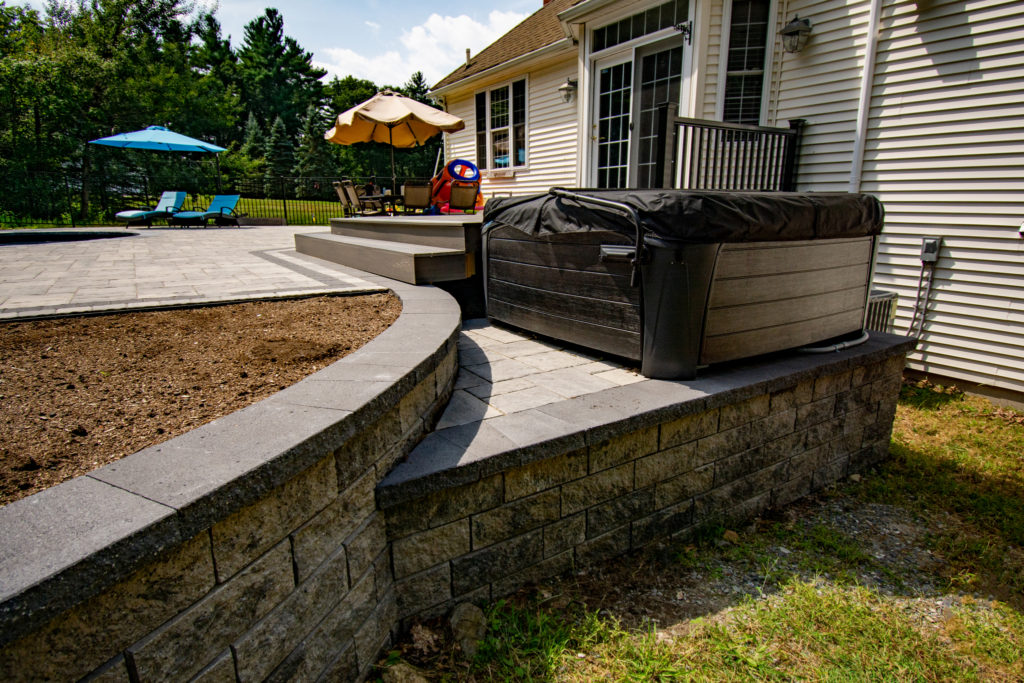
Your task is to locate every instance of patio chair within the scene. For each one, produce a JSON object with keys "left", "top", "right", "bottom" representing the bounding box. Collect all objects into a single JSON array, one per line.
[
  {"left": 169, "top": 195, "right": 242, "bottom": 227},
  {"left": 446, "top": 182, "right": 480, "bottom": 214},
  {"left": 332, "top": 181, "right": 358, "bottom": 217},
  {"left": 341, "top": 180, "right": 383, "bottom": 215},
  {"left": 402, "top": 181, "right": 432, "bottom": 214},
  {"left": 115, "top": 191, "right": 186, "bottom": 227}
]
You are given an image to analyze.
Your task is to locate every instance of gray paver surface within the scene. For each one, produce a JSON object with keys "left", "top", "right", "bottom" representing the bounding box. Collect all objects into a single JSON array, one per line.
[{"left": 0, "top": 226, "right": 382, "bottom": 319}]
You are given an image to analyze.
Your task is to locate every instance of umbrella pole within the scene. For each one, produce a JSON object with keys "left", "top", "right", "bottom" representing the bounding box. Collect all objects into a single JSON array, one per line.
[{"left": 388, "top": 127, "right": 397, "bottom": 195}]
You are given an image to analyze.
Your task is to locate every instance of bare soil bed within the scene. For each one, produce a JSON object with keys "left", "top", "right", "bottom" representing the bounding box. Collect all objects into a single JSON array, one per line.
[{"left": 0, "top": 293, "right": 400, "bottom": 507}]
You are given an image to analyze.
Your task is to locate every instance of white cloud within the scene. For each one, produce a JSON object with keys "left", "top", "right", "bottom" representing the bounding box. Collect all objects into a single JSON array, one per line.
[
  {"left": 315, "top": 10, "right": 526, "bottom": 89},
  {"left": 365, "top": 21, "right": 380, "bottom": 31}
]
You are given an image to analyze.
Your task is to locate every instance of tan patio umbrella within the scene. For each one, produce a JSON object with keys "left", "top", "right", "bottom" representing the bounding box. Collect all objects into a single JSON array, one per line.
[{"left": 324, "top": 90, "right": 465, "bottom": 192}]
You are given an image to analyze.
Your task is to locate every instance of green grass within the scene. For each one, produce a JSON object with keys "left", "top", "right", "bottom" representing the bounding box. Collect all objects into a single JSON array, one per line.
[{"left": 378, "top": 381, "right": 1024, "bottom": 681}]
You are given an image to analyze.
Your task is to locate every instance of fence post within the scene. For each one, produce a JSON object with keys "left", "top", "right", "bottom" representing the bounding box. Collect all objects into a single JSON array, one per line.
[
  {"left": 655, "top": 102, "right": 679, "bottom": 189},
  {"left": 781, "top": 119, "right": 807, "bottom": 191},
  {"left": 280, "top": 177, "right": 289, "bottom": 225}
]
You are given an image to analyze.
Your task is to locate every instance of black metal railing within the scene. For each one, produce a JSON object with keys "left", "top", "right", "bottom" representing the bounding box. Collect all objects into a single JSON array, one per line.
[
  {"left": 656, "top": 103, "right": 806, "bottom": 191},
  {"left": 0, "top": 170, "right": 430, "bottom": 228}
]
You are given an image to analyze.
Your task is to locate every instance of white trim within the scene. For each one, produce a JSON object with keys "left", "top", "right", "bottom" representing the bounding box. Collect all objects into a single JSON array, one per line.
[
  {"left": 715, "top": 0, "right": 734, "bottom": 120},
  {"left": 760, "top": 0, "right": 779, "bottom": 126},
  {"left": 849, "top": 0, "right": 883, "bottom": 193}
]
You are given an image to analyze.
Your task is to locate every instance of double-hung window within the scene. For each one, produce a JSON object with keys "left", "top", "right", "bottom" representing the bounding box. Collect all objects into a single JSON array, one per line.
[
  {"left": 722, "top": 0, "right": 770, "bottom": 125},
  {"left": 475, "top": 79, "right": 527, "bottom": 170}
]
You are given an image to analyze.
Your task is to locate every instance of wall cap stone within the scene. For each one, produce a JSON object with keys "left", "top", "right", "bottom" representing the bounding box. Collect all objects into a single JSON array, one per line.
[{"left": 377, "top": 333, "right": 916, "bottom": 507}]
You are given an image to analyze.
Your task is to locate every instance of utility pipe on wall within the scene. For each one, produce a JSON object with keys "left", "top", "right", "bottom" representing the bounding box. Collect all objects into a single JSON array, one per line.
[{"left": 848, "top": 0, "right": 883, "bottom": 193}]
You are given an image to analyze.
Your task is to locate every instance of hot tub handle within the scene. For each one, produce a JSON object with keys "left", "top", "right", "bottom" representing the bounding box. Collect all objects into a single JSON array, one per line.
[{"left": 550, "top": 188, "right": 647, "bottom": 287}]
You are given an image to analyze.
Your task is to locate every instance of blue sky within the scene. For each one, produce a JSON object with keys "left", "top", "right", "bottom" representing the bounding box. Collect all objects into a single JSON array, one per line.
[{"left": 27, "top": 1, "right": 538, "bottom": 88}]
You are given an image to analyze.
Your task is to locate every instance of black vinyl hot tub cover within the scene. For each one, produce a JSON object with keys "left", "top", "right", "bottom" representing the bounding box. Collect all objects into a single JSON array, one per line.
[{"left": 483, "top": 189, "right": 884, "bottom": 243}]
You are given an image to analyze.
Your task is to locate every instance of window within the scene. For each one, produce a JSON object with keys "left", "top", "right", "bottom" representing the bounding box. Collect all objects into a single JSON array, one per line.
[
  {"left": 474, "top": 79, "right": 527, "bottom": 169},
  {"left": 723, "top": 0, "right": 769, "bottom": 125},
  {"left": 592, "top": 0, "right": 689, "bottom": 53}
]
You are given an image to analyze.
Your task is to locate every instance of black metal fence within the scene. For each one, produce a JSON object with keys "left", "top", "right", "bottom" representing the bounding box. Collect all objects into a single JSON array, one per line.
[
  {"left": 656, "top": 103, "right": 806, "bottom": 191},
  {"left": 0, "top": 167, "right": 427, "bottom": 228}
]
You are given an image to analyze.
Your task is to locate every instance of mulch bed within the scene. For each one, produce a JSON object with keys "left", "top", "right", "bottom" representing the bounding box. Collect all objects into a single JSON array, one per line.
[{"left": 0, "top": 293, "right": 400, "bottom": 507}]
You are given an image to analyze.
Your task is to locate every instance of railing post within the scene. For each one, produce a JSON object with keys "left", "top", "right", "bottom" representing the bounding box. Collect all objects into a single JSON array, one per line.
[
  {"left": 781, "top": 119, "right": 807, "bottom": 191},
  {"left": 655, "top": 102, "right": 679, "bottom": 189},
  {"left": 64, "top": 174, "right": 76, "bottom": 228}
]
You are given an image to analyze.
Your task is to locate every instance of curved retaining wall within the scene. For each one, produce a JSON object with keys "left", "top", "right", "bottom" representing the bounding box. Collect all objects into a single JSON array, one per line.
[{"left": 0, "top": 280, "right": 462, "bottom": 682}]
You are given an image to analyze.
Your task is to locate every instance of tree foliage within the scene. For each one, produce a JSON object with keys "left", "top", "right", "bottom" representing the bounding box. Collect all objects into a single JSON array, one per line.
[{"left": 0, "top": 1, "right": 445, "bottom": 220}]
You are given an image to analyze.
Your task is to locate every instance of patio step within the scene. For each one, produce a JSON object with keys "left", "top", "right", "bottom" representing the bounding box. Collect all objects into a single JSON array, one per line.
[
  {"left": 294, "top": 232, "right": 474, "bottom": 285},
  {"left": 329, "top": 214, "right": 482, "bottom": 251}
]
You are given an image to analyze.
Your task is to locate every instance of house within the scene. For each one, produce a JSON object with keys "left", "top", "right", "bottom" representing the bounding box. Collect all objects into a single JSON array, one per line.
[{"left": 431, "top": 0, "right": 1024, "bottom": 403}]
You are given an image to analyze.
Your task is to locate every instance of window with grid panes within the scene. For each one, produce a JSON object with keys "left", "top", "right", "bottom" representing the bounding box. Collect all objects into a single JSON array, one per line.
[
  {"left": 474, "top": 79, "right": 527, "bottom": 169},
  {"left": 723, "top": 0, "right": 769, "bottom": 125}
]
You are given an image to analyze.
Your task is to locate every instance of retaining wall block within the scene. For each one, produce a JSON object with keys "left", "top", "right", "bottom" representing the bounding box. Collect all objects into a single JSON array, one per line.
[
  {"left": 392, "top": 519, "right": 470, "bottom": 579},
  {"left": 654, "top": 464, "right": 714, "bottom": 510},
  {"left": 543, "top": 512, "right": 586, "bottom": 558},
  {"left": 0, "top": 533, "right": 214, "bottom": 682},
  {"left": 587, "top": 488, "right": 655, "bottom": 539},
  {"left": 399, "top": 372, "right": 438, "bottom": 435},
  {"left": 211, "top": 455, "right": 337, "bottom": 581},
  {"left": 231, "top": 542, "right": 350, "bottom": 682},
  {"left": 354, "top": 589, "right": 397, "bottom": 675},
  {"left": 313, "top": 641, "right": 358, "bottom": 683},
  {"left": 450, "top": 529, "right": 544, "bottom": 596},
  {"left": 395, "top": 564, "right": 450, "bottom": 619},
  {"left": 659, "top": 409, "right": 719, "bottom": 449},
  {"left": 127, "top": 540, "right": 294, "bottom": 683},
  {"left": 589, "top": 426, "right": 658, "bottom": 474},
  {"left": 344, "top": 514, "right": 388, "bottom": 590},
  {"left": 82, "top": 656, "right": 131, "bottom": 682},
  {"left": 492, "top": 551, "right": 574, "bottom": 598},
  {"left": 772, "top": 474, "right": 813, "bottom": 508},
  {"left": 814, "top": 370, "right": 851, "bottom": 401},
  {"left": 576, "top": 524, "right": 631, "bottom": 565},
  {"left": 631, "top": 498, "right": 694, "bottom": 546},
  {"left": 384, "top": 475, "right": 502, "bottom": 539},
  {"left": 292, "top": 467, "right": 376, "bottom": 583},
  {"left": 504, "top": 448, "right": 587, "bottom": 501},
  {"left": 561, "top": 463, "right": 634, "bottom": 516},
  {"left": 719, "top": 394, "right": 770, "bottom": 431},
  {"left": 635, "top": 442, "right": 704, "bottom": 489},
  {"left": 189, "top": 651, "right": 235, "bottom": 683},
  {"left": 335, "top": 407, "right": 399, "bottom": 487},
  {"left": 472, "top": 489, "right": 560, "bottom": 549}
]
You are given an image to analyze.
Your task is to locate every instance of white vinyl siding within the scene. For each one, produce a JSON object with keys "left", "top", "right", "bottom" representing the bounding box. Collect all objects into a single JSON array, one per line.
[
  {"left": 444, "top": 57, "right": 580, "bottom": 196},
  {"left": 769, "top": 0, "right": 1024, "bottom": 395},
  {"left": 865, "top": 0, "right": 1024, "bottom": 395}
]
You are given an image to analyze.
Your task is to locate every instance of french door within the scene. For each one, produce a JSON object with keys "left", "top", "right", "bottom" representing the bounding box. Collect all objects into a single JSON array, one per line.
[{"left": 591, "top": 35, "right": 688, "bottom": 188}]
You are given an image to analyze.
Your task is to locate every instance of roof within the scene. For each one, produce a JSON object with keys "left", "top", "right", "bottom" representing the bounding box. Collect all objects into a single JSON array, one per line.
[{"left": 432, "top": 0, "right": 582, "bottom": 91}]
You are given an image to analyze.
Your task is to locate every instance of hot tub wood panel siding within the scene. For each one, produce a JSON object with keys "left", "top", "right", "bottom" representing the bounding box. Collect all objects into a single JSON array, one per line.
[
  {"left": 700, "top": 237, "right": 873, "bottom": 364},
  {"left": 487, "top": 227, "right": 642, "bottom": 360}
]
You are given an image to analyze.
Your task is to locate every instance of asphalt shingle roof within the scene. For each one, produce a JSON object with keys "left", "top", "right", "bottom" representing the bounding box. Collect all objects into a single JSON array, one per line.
[{"left": 432, "top": 0, "right": 582, "bottom": 91}]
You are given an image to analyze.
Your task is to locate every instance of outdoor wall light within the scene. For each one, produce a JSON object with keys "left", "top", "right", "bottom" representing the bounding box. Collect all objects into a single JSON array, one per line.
[
  {"left": 780, "top": 16, "right": 813, "bottom": 53},
  {"left": 558, "top": 78, "right": 578, "bottom": 103}
]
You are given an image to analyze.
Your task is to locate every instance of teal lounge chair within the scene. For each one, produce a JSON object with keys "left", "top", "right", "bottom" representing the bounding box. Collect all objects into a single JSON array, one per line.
[
  {"left": 115, "top": 191, "right": 186, "bottom": 227},
  {"left": 170, "top": 195, "right": 241, "bottom": 227}
]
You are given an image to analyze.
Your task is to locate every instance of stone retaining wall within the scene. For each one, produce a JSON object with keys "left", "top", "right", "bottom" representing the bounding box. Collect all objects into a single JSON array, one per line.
[
  {"left": 381, "top": 344, "right": 911, "bottom": 624},
  {"left": 0, "top": 280, "right": 461, "bottom": 682}
]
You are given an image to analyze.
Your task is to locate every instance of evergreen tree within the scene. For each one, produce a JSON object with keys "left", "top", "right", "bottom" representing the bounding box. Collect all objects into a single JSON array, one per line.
[
  {"left": 241, "top": 112, "right": 262, "bottom": 159},
  {"left": 293, "top": 104, "right": 337, "bottom": 184},
  {"left": 237, "top": 9, "right": 325, "bottom": 136},
  {"left": 263, "top": 116, "right": 294, "bottom": 196}
]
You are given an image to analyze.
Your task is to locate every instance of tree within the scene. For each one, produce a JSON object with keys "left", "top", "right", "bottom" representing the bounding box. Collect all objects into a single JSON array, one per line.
[
  {"left": 293, "top": 104, "right": 337, "bottom": 184},
  {"left": 263, "top": 116, "right": 294, "bottom": 195},
  {"left": 240, "top": 112, "right": 263, "bottom": 159},
  {"left": 236, "top": 9, "right": 325, "bottom": 137}
]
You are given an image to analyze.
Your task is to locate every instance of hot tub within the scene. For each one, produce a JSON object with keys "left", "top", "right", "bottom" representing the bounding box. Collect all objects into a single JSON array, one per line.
[{"left": 482, "top": 188, "right": 884, "bottom": 379}]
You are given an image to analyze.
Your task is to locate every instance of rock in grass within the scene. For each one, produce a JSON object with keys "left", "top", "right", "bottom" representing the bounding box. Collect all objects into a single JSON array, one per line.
[{"left": 449, "top": 602, "right": 488, "bottom": 659}]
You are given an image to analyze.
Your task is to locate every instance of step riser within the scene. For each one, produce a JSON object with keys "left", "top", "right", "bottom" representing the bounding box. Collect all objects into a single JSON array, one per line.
[
  {"left": 295, "top": 233, "right": 471, "bottom": 285},
  {"left": 329, "top": 218, "right": 474, "bottom": 250}
]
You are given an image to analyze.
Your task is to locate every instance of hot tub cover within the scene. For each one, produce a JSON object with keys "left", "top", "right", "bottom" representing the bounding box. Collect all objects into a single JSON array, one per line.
[{"left": 483, "top": 189, "right": 884, "bottom": 243}]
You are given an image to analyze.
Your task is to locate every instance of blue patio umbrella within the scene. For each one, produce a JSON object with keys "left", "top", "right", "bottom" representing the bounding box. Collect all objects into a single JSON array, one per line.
[{"left": 89, "top": 125, "right": 226, "bottom": 191}]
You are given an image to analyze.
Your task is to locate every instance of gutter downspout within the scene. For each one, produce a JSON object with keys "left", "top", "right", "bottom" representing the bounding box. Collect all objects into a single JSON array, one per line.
[{"left": 848, "top": 0, "right": 883, "bottom": 193}]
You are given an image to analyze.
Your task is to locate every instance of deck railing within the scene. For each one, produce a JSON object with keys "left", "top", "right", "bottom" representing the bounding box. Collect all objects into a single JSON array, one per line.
[{"left": 655, "top": 103, "right": 806, "bottom": 191}]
